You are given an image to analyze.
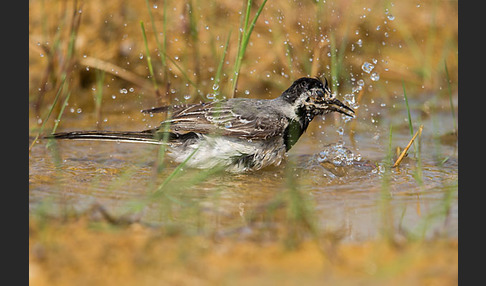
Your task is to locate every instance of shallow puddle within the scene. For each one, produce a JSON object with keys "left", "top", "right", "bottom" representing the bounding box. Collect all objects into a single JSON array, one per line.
[{"left": 29, "top": 97, "right": 458, "bottom": 242}]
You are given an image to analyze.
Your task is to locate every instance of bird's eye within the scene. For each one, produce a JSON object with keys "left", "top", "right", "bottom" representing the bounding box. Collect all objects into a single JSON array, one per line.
[{"left": 316, "top": 90, "right": 325, "bottom": 98}]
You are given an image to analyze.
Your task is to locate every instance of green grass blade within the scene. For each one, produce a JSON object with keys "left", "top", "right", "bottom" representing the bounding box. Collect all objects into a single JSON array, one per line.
[
  {"left": 213, "top": 30, "right": 232, "bottom": 100},
  {"left": 154, "top": 112, "right": 174, "bottom": 174},
  {"left": 380, "top": 123, "right": 394, "bottom": 241},
  {"left": 330, "top": 32, "right": 338, "bottom": 93},
  {"left": 242, "top": 0, "right": 268, "bottom": 50},
  {"left": 30, "top": 4, "right": 81, "bottom": 151},
  {"left": 140, "top": 21, "right": 159, "bottom": 91},
  {"left": 402, "top": 81, "right": 422, "bottom": 159},
  {"left": 231, "top": 0, "right": 268, "bottom": 96},
  {"left": 144, "top": 0, "right": 166, "bottom": 67},
  {"left": 51, "top": 90, "right": 72, "bottom": 134},
  {"left": 402, "top": 81, "right": 414, "bottom": 137},
  {"left": 151, "top": 146, "right": 201, "bottom": 200},
  {"left": 94, "top": 70, "right": 105, "bottom": 128},
  {"left": 45, "top": 87, "right": 72, "bottom": 164},
  {"left": 29, "top": 76, "right": 68, "bottom": 152},
  {"left": 444, "top": 60, "right": 457, "bottom": 132},
  {"left": 143, "top": 1, "right": 197, "bottom": 90}
]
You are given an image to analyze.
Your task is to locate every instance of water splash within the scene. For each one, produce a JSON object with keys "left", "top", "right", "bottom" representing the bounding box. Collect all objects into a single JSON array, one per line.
[
  {"left": 316, "top": 142, "right": 361, "bottom": 167},
  {"left": 370, "top": 72, "right": 380, "bottom": 81},
  {"left": 361, "top": 62, "right": 374, "bottom": 74}
]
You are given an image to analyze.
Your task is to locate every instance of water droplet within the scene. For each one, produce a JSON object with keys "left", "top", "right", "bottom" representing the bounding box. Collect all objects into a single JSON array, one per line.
[
  {"left": 387, "top": 14, "right": 395, "bottom": 21},
  {"left": 119, "top": 88, "right": 128, "bottom": 94},
  {"left": 357, "top": 79, "right": 365, "bottom": 86},
  {"left": 336, "top": 127, "right": 344, "bottom": 136},
  {"left": 317, "top": 152, "right": 327, "bottom": 163},
  {"left": 139, "top": 53, "right": 143, "bottom": 59},
  {"left": 361, "top": 62, "right": 374, "bottom": 74},
  {"left": 343, "top": 94, "right": 356, "bottom": 106},
  {"left": 370, "top": 72, "right": 380, "bottom": 81}
]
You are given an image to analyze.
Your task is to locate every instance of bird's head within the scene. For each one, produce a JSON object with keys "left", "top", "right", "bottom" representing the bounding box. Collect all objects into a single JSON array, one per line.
[{"left": 281, "top": 77, "right": 355, "bottom": 119}]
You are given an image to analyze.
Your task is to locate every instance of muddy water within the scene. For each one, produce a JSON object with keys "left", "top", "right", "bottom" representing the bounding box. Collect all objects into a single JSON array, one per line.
[{"left": 29, "top": 96, "right": 458, "bottom": 242}]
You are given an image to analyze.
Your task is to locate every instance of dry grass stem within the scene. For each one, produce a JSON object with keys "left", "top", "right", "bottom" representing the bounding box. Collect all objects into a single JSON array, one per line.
[
  {"left": 393, "top": 125, "right": 424, "bottom": 168},
  {"left": 79, "top": 56, "right": 156, "bottom": 93}
]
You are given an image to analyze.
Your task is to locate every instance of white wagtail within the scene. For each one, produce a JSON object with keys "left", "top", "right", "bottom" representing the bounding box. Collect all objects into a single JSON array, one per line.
[{"left": 48, "top": 77, "right": 354, "bottom": 173}]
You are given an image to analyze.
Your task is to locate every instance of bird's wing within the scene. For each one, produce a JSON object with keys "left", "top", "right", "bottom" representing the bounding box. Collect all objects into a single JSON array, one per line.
[{"left": 145, "top": 101, "right": 288, "bottom": 140}]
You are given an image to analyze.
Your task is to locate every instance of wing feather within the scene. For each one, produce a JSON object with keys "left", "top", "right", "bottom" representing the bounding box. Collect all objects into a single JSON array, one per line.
[{"left": 144, "top": 100, "right": 288, "bottom": 140}]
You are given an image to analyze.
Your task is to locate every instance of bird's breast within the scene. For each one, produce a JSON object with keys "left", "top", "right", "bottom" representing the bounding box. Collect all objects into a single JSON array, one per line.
[{"left": 166, "top": 135, "right": 287, "bottom": 172}]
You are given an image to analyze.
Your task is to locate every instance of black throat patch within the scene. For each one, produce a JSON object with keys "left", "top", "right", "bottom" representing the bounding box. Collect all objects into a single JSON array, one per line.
[{"left": 283, "top": 108, "right": 312, "bottom": 151}]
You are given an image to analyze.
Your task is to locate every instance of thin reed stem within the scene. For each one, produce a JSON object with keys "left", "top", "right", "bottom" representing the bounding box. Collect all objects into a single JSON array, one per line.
[
  {"left": 444, "top": 60, "right": 457, "bottom": 133},
  {"left": 402, "top": 81, "right": 414, "bottom": 137},
  {"left": 213, "top": 30, "right": 232, "bottom": 100},
  {"left": 140, "top": 21, "right": 159, "bottom": 92},
  {"left": 230, "top": 0, "right": 268, "bottom": 97},
  {"left": 94, "top": 70, "right": 105, "bottom": 130}
]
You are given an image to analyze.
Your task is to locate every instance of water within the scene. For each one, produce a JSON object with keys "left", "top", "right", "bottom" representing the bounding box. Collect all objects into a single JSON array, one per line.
[
  {"left": 361, "top": 62, "right": 375, "bottom": 74},
  {"left": 29, "top": 98, "right": 458, "bottom": 242},
  {"left": 370, "top": 72, "right": 380, "bottom": 81},
  {"left": 315, "top": 142, "right": 361, "bottom": 166}
]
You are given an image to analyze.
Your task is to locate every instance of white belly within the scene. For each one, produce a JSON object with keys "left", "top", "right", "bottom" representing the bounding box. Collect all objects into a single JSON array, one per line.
[{"left": 167, "top": 135, "right": 287, "bottom": 173}]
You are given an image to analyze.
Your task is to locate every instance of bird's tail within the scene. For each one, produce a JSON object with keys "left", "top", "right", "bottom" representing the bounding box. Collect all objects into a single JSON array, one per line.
[{"left": 45, "top": 129, "right": 170, "bottom": 144}]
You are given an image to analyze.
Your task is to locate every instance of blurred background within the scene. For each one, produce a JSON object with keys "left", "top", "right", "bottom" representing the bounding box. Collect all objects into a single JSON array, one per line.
[{"left": 29, "top": 0, "right": 457, "bottom": 132}]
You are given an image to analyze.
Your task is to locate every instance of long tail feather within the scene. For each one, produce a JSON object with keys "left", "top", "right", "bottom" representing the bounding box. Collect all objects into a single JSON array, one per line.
[{"left": 45, "top": 129, "right": 166, "bottom": 144}]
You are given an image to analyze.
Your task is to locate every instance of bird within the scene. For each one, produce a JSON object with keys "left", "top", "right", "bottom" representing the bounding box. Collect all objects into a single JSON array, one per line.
[{"left": 48, "top": 77, "right": 354, "bottom": 173}]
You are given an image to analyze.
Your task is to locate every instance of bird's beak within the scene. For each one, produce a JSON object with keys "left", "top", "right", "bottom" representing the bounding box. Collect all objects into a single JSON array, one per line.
[{"left": 321, "top": 99, "right": 355, "bottom": 117}]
